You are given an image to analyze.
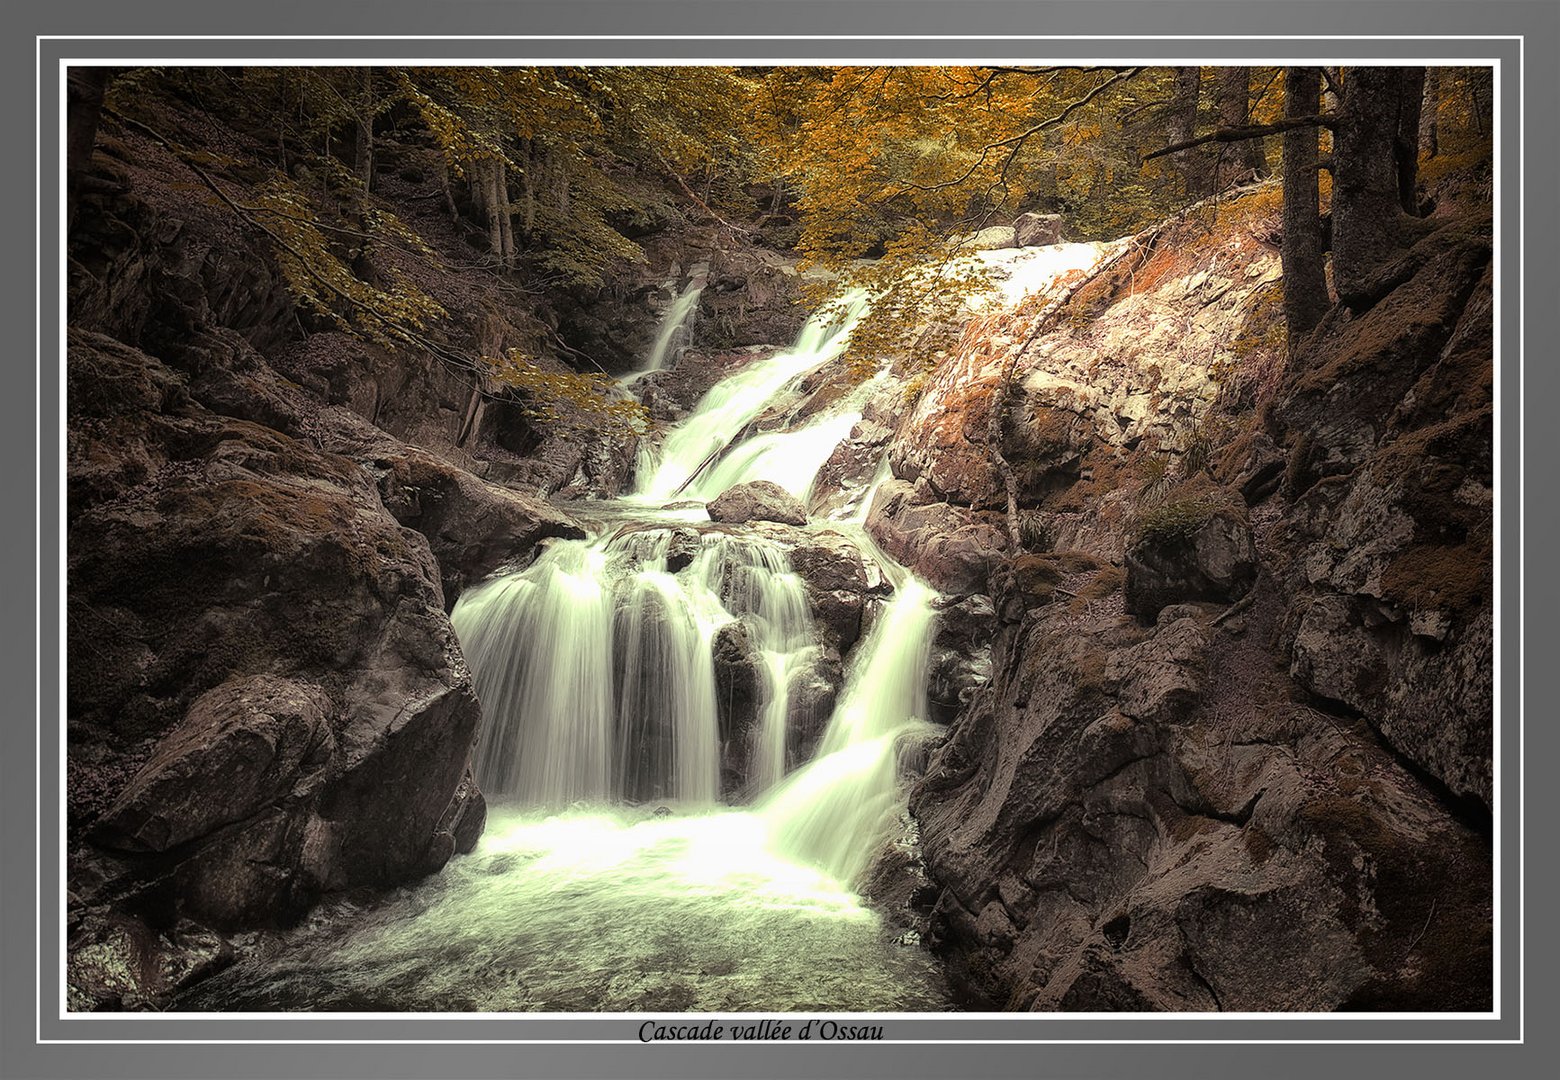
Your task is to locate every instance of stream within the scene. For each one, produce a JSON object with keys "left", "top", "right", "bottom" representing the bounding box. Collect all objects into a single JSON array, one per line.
[{"left": 179, "top": 242, "right": 1111, "bottom": 1013}]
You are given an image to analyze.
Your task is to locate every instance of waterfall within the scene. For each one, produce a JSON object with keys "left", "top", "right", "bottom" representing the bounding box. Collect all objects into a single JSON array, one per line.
[
  {"left": 760, "top": 577, "right": 938, "bottom": 885},
  {"left": 623, "top": 279, "right": 704, "bottom": 384},
  {"left": 194, "top": 283, "right": 958, "bottom": 1013},
  {"left": 452, "top": 529, "right": 823, "bottom": 807},
  {"left": 633, "top": 291, "right": 870, "bottom": 500},
  {"left": 458, "top": 544, "right": 616, "bottom": 804}
]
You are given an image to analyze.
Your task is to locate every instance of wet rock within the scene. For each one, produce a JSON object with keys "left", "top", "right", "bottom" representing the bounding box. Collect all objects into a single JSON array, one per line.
[
  {"left": 712, "top": 619, "right": 762, "bottom": 747},
  {"left": 866, "top": 479, "right": 1009, "bottom": 596},
  {"left": 1124, "top": 503, "right": 1258, "bottom": 621},
  {"left": 780, "top": 528, "right": 872, "bottom": 652},
  {"left": 928, "top": 594, "right": 995, "bottom": 725},
  {"left": 786, "top": 646, "right": 843, "bottom": 763},
  {"left": 664, "top": 527, "right": 703, "bottom": 572},
  {"left": 707, "top": 480, "right": 808, "bottom": 526},
  {"left": 67, "top": 911, "right": 234, "bottom": 1012},
  {"left": 359, "top": 436, "right": 587, "bottom": 607}
]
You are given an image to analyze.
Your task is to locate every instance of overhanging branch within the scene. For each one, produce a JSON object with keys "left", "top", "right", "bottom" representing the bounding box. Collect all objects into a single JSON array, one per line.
[{"left": 1143, "top": 114, "right": 1338, "bottom": 162}]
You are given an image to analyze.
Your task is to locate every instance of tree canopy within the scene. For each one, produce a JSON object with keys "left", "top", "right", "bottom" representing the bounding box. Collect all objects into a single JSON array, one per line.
[{"left": 77, "top": 64, "right": 1494, "bottom": 434}]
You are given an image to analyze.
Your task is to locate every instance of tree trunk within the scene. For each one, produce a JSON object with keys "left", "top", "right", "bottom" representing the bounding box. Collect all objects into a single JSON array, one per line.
[
  {"left": 520, "top": 139, "right": 536, "bottom": 240},
  {"left": 66, "top": 67, "right": 110, "bottom": 230},
  {"left": 1395, "top": 68, "right": 1426, "bottom": 214},
  {"left": 1419, "top": 68, "right": 1441, "bottom": 159},
  {"left": 1281, "top": 67, "right": 1330, "bottom": 343},
  {"left": 482, "top": 160, "right": 504, "bottom": 266},
  {"left": 1169, "top": 67, "right": 1203, "bottom": 193},
  {"left": 1332, "top": 67, "right": 1408, "bottom": 306},
  {"left": 1216, "top": 67, "right": 1266, "bottom": 183},
  {"left": 354, "top": 67, "right": 374, "bottom": 192},
  {"left": 495, "top": 159, "right": 516, "bottom": 268}
]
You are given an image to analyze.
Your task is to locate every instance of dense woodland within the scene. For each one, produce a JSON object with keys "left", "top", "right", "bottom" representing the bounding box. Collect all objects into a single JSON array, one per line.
[{"left": 67, "top": 65, "right": 1493, "bottom": 421}]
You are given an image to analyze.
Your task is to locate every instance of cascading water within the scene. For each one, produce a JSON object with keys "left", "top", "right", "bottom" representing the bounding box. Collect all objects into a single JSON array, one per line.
[
  {"left": 633, "top": 291, "right": 870, "bottom": 500},
  {"left": 622, "top": 278, "right": 704, "bottom": 384},
  {"left": 178, "top": 266, "right": 1034, "bottom": 1013},
  {"left": 760, "top": 577, "right": 938, "bottom": 884},
  {"left": 454, "top": 528, "right": 830, "bottom": 806}
]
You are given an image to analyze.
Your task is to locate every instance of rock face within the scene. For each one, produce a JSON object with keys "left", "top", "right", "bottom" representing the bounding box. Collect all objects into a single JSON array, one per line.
[
  {"left": 64, "top": 123, "right": 585, "bottom": 1008},
  {"left": 904, "top": 195, "right": 1494, "bottom": 1012},
  {"left": 866, "top": 480, "right": 1009, "bottom": 597},
  {"left": 708, "top": 480, "right": 809, "bottom": 526},
  {"left": 66, "top": 332, "right": 488, "bottom": 945}
]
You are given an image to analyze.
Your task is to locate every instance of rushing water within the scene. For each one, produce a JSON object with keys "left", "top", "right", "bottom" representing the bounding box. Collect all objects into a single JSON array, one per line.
[
  {"left": 177, "top": 803, "right": 948, "bottom": 1012},
  {"left": 184, "top": 258, "right": 1099, "bottom": 1012},
  {"left": 454, "top": 527, "right": 834, "bottom": 806},
  {"left": 633, "top": 291, "right": 870, "bottom": 501},
  {"left": 624, "top": 279, "right": 704, "bottom": 384}
]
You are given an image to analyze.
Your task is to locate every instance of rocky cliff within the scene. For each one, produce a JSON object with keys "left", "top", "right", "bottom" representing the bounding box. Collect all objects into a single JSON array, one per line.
[
  {"left": 63, "top": 106, "right": 798, "bottom": 1008},
  {"left": 874, "top": 188, "right": 1493, "bottom": 1010}
]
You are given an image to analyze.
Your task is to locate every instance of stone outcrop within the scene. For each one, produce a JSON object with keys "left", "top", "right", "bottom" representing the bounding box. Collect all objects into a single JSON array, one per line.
[
  {"left": 66, "top": 333, "right": 489, "bottom": 964},
  {"left": 64, "top": 120, "right": 592, "bottom": 1009},
  {"left": 707, "top": 479, "right": 809, "bottom": 526},
  {"left": 903, "top": 195, "right": 1494, "bottom": 1012},
  {"left": 1124, "top": 500, "right": 1259, "bottom": 620},
  {"left": 1013, "top": 212, "right": 1065, "bottom": 247},
  {"left": 865, "top": 480, "right": 1010, "bottom": 597}
]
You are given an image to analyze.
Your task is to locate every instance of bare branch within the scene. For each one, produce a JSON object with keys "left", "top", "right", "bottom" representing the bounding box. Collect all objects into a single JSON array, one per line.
[
  {"left": 1142, "top": 114, "right": 1337, "bottom": 162},
  {"left": 894, "top": 67, "right": 1141, "bottom": 198}
]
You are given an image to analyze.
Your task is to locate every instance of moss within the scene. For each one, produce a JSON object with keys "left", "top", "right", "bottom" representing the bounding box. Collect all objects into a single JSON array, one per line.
[
  {"left": 1069, "top": 566, "right": 1124, "bottom": 615},
  {"left": 1380, "top": 541, "right": 1491, "bottom": 613},
  {"left": 1133, "top": 497, "right": 1218, "bottom": 545},
  {"left": 1242, "top": 825, "right": 1274, "bottom": 866},
  {"left": 1074, "top": 648, "right": 1109, "bottom": 693}
]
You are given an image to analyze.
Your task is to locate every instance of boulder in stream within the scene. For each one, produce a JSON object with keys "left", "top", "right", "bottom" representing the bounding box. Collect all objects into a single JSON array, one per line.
[{"left": 707, "top": 480, "right": 808, "bottom": 526}]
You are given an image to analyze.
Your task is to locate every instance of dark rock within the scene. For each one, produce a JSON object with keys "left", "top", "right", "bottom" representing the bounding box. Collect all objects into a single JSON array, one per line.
[
  {"left": 664, "top": 528, "right": 704, "bottom": 572},
  {"left": 66, "top": 332, "right": 484, "bottom": 948},
  {"left": 707, "top": 480, "right": 808, "bottom": 526},
  {"left": 67, "top": 911, "right": 234, "bottom": 1012},
  {"left": 1124, "top": 503, "right": 1258, "bottom": 621},
  {"left": 341, "top": 429, "right": 586, "bottom": 606},
  {"left": 712, "top": 619, "right": 762, "bottom": 747},
  {"left": 781, "top": 528, "right": 871, "bottom": 652},
  {"left": 785, "top": 646, "right": 844, "bottom": 763},
  {"left": 866, "top": 479, "right": 1009, "bottom": 596},
  {"left": 92, "top": 676, "right": 333, "bottom": 854},
  {"left": 914, "top": 585, "right": 1491, "bottom": 1012},
  {"left": 928, "top": 594, "right": 995, "bottom": 724}
]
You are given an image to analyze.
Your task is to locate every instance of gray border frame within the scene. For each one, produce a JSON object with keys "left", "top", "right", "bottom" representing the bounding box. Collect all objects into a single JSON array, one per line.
[{"left": 11, "top": 2, "right": 1552, "bottom": 1077}]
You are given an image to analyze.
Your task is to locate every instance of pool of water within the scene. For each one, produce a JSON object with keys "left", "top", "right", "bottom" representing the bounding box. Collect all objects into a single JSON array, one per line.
[{"left": 178, "top": 803, "right": 951, "bottom": 1013}]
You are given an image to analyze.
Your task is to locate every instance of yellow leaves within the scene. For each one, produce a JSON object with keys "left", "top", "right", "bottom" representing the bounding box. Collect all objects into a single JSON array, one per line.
[
  {"left": 486, "top": 351, "right": 650, "bottom": 439},
  {"left": 1063, "top": 122, "right": 1104, "bottom": 147},
  {"left": 252, "top": 173, "right": 446, "bottom": 349}
]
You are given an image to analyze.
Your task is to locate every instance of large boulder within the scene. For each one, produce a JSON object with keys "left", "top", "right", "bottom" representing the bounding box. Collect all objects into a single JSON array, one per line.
[
  {"left": 66, "top": 332, "right": 485, "bottom": 996},
  {"left": 1013, "top": 212, "right": 1065, "bottom": 247},
  {"left": 781, "top": 526, "right": 875, "bottom": 652},
  {"left": 1124, "top": 500, "right": 1259, "bottom": 621},
  {"left": 91, "top": 677, "right": 333, "bottom": 855},
  {"left": 707, "top": 480, "right": 808, "bottom": 526},
  {"left": 865, "top": 479, "right": 1009, "bottom": 597}
]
